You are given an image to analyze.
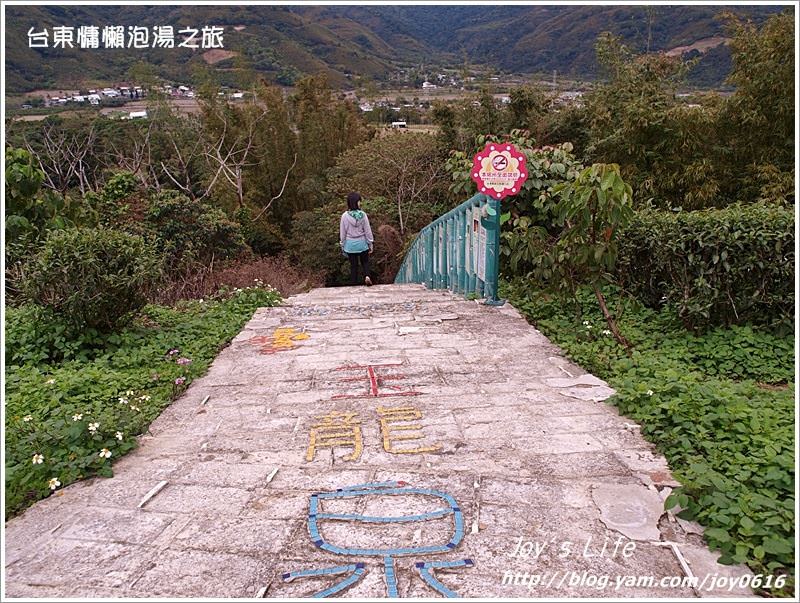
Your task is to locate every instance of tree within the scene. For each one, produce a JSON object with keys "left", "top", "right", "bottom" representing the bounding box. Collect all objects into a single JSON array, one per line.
[
  {"left": 326, "top": 132, "right": 449, "bottom": 235},
  {"left": 552, "top": 164, "right": 634, "bottom": 347},
  {"left": 718, "top": 11, "right": 794, "bottom": 203},
  {"left": 584, "top": 33, "right": 724, "bottom": 208}
]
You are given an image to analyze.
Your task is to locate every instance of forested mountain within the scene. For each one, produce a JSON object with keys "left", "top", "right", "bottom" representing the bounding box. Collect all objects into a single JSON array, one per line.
[{"left": 5, "top": 4, "right": 782, "bottom": 92}]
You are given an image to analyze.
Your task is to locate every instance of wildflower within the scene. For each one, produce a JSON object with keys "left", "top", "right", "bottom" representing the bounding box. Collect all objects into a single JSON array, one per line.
[
  {"left": 176, "top": 357, "right": 191, "bottom": 365},
  {"left": 139, "top": 394, "right": 151, "bottom": 401},
  {"left": 32, "top": 454, "right": 44, "bottom": 465},
  {"left": 601, "top": 329, "right": 612, "bottom": 336},
  {"left": 23, "top": 415, "right": 33, "bottom": 422},
  {"left": 130, "top": 405, "right": 141, "bottom": 412},
  {"left": 45, "top": 378, "right": 56, "bottom": 385},
  {"left": 115, "top": 431, "right": 124, "bottom": 441},
  {"left": 125, "top": 390, "right": 134, "bottom": 397},
  {"left": 582, "top": 320, "right": 590, "bottom": 325},
  {"left": 48, "top": 477, "right": 61, "bottom": 490},
  {"left": 99, "top": 448, "right": 112, "bottom": 459},
  {"left": 88, "top": 422, "right": 100, "bottom": 433},
  {"left": 118, "top": 396, "right": 129, "bottom": 405},
  {"left": 175, "top": 377, "right": 186, "bottom": 385},
  {"left": 72, "top": 413, "right": 83, "bottom": 421},
  {"left": 646, "top": 390, "right": 654, "bottom": 396},
  {"left": 168, "top": 349, "right": 180, "bottom": 356}
]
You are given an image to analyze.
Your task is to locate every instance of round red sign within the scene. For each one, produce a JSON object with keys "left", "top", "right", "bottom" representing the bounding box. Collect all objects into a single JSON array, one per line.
[{"left": 470, "top": 143, "right": 528, "bottom": 200}]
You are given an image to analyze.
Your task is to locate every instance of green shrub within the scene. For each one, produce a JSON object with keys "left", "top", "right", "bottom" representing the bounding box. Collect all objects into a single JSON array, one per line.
[
  {"left": 617, "top": 203, "right": 794, "bottom": 330},
  {"left": 288, "top": 204, "right": 348, "bottom": 285},
  {"left": 145, "top": 190, "right": 247, "bottom": 271},
  {"left": 23, "top": 227, "right": 162, "bottom": 331}
]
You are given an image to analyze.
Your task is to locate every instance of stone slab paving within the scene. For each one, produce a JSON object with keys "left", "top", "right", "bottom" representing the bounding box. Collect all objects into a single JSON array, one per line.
[{"left": 4, "top": 284, "right": 755, "bottom": 598}]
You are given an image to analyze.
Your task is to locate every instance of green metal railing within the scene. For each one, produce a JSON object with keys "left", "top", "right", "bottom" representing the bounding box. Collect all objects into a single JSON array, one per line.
[{"left": 394, "top": 193, "right": 504, "bottom": 305}]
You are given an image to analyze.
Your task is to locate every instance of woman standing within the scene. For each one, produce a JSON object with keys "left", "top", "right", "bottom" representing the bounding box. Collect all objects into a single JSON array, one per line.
[{"left": 339, "top": 192, "right": 374, "bottom": 286}]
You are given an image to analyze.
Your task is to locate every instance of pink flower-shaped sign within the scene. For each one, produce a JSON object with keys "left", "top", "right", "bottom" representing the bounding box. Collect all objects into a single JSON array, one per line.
[{"left": 470, "top": 143, "right": 528, "bottom": 199}]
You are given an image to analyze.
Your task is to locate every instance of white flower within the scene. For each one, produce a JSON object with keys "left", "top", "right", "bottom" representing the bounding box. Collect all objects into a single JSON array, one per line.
[
  {"left": 45, "top": 378, "right": 56, "bottom": 385},
  {"left": 646, "top": 389, "right": 654, "bottom": 396},
  {"left": 602, "top": 329, "right": 612, "bottom": 336},
  {"left": 130, "top": 405, "right": 141, "bottom": 412},
  {"left": 32, "top": 454, "right": 44, "bottom": 465},
  {"left": 115, "top": 431, "right": 124, "bottom": 441},
  {"left": 582, "top": 320, "right": 590, "bottom": 326},
  {"left": 48, "top": 477, "right": 61, "bottom": 490},
  {"left": 88, "top": 422, "right": 100, "bottom": 433},
  {"left": 99, "top": 448, "right": 112, "bottom": 459},
  {"left": 125, "top": 390, "right": 134, "bottom": 397},
  {"left": 139, "top": 395, "right": 151, "bottom": 401},
  {"left": 23, "top": 415, "right": 33, "bottom": 422},
  {"left": 72, "top": 413, "right": 83, "bottom": 422},
  {"left": 118, "top": 396, "right": 129, "bottom": 405}
]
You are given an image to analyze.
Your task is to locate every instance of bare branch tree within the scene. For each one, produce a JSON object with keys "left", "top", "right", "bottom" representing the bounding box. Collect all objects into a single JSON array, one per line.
[{"left": 203, "top": 105, "right": 268, "bottom": 207}]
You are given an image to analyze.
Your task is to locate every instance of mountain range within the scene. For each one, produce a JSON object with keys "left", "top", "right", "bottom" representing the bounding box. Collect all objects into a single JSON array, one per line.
[{"left": 4, "top": 4, "right": 784, "bottom": 93}]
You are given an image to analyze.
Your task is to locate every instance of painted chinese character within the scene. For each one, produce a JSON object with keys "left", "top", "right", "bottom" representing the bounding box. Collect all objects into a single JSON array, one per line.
[
  {"left": 201, "top": 25, "right": 224, "bottom": 49},
  {"left": 52, "top": 26, "right": 74, "bottom": 49},
  {"left": 178, "top": 27, "right": 200, "bottom": 49},
  {"left": 306, "top": 411, "right": 363, "bottom": 462},
  {"left": 77, "top": 25, "right": 99, "bottom": 49},
  {"left": 283, "top": 482, "right": 473, "bottom": 597},
  {"left": 331, "top": 364, "right": 421, "bottom": 400},
  {"left": 127, "top": 26, "right": 148, "bottom": 49},
  {"left": 27, "top": 27, "right": 48, "bottom": 48},
  {"left": 152, "top": 25, "right": 174, "bottom": 48},
  {"left": 377, "top": 406, "right": 442, "bottom": 454},
  {"left": 102, "top": 26, "right": 125, "bottom": 49}
]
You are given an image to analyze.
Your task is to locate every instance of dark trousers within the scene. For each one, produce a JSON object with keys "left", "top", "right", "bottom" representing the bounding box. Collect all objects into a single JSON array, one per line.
[{"left": 348, "top": 250, "right": 370, "bottom": 285}]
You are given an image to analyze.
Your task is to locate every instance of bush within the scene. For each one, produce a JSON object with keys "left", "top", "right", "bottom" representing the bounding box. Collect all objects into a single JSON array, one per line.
[
  {"left": 145, "top": 190, "right": 247, "bottom": 271},
  {"left": 617, "top": 203, "right": 794, "bottom": 330},
  {"left": 23, "top": 227, "right": 162, "bottom": 331}
]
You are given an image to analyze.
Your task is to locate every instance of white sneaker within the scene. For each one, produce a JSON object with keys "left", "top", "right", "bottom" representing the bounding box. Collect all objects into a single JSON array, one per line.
[{"left": 365, "top": 276, "right": 372, "bottom": 286}]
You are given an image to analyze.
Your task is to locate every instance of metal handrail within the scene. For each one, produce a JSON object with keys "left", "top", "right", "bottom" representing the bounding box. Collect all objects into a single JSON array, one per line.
[{"left": 394, "top": 193, "right": 503, "bottom": 305}]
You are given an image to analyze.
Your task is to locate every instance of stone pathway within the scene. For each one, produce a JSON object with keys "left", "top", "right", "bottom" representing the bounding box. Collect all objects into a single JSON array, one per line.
[{"left": 4, "top": 285, "right": 754, "bottom": 598}]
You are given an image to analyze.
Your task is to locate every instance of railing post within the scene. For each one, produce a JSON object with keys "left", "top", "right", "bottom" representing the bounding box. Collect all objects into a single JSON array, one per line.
[
  {"left": 425, "top": 228, "right": 434, "bottom": 288},
  {"left": 482, "top": 195, "right": 504, "bottom": 305}
]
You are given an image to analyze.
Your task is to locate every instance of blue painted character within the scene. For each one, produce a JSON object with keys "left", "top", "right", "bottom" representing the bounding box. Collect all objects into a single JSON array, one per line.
[{"left": 282, "top": 481, "right": 473, "bottom": 598}]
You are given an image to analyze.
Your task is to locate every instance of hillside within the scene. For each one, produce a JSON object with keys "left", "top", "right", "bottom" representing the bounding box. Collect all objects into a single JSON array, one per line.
[{"left": 4, "top": 4, "right": 783, "bottom": 93}]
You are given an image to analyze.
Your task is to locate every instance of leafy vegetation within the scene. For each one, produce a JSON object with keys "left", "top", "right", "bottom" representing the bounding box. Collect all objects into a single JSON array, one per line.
[
  {"left": 22, "top": 227, "right": 162, "bottom": 331},
  {"left": 5, "top": 286, "right": 281, "bottom": 519},
  {"left": 504, "top": 281, "right": 794, "bottom": 595},
  {"left": 617, "top": 203, "right": 794, "bottom": 331}
]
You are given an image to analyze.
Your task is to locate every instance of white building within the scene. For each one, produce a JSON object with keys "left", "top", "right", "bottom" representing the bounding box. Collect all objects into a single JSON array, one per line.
[
  {"left": 391, "top": 121, "right": 407, "bottom": 129},
  {"left": 87, "top": 94, "right": 101, "bottom": 105},
  {"left": 128, "top": 110, "right": 148, "bottom": 120},
  {"left": 421, "top": 81, "right": 437, "bottom": 89}
]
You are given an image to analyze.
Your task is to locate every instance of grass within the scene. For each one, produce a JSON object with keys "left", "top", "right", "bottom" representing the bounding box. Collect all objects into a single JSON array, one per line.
[
  {"left": 502, "top": 279, "right": 795, "bottom": 597},
  {"left": 4, "top": 286, "right": 281, "bottom": 519}
]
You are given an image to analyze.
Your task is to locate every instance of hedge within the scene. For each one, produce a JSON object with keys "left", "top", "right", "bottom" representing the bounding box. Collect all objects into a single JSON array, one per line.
[{"left": 617, "top": 203, "right": 794, "bottom": 330}]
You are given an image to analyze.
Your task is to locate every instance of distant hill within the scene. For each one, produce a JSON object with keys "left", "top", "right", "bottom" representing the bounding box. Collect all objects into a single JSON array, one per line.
[{"left": 4, "top": 4, "right": 783, "bottom": 93}]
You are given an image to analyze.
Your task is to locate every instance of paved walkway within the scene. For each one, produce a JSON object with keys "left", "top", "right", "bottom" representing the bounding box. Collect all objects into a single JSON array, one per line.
[{"left": 5, "top": 285, "right": 754, "bottom": 598}]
